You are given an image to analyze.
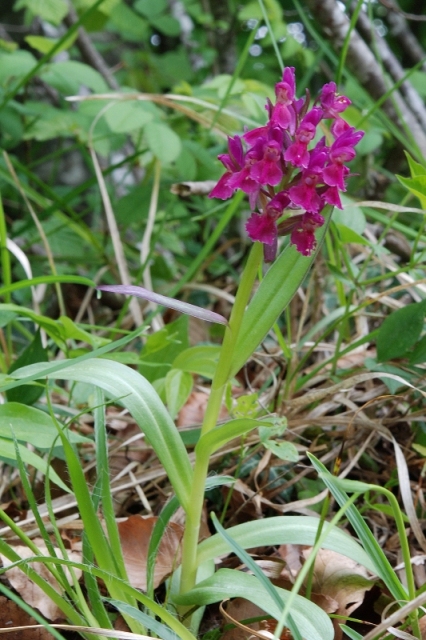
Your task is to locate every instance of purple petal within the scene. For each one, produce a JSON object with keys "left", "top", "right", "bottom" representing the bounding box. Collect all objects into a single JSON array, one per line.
[
  {"left": 246, "top": 212, "right": 277, "bottom": 245},
  {"left": 209, "top": 172, "right": 235, "bottom": 199},
  {"left": 97, "top": 285, "right": 228, "bottom": 326}
]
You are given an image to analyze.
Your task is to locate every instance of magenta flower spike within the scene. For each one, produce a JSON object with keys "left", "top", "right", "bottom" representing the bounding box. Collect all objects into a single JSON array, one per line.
[{"left": 209, "top": 69, "right": 364, "bottom": 261}]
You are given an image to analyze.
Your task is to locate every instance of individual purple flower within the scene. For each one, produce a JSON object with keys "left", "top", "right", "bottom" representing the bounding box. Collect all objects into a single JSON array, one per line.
[
  {"left": 319, "top": 82, "right": 351, "bottom": 118},
  {"left": 245, "top": 191, "right": 291, "bottom": 260},
  {"left": 270, "top": 67, "right": 297, "bottom": 131},
  {"left": 323, "top": 127, "right": 364, "bottom": 190},
  {"left": 290, "top": 211, "right": 325, "bottom": 256},
  {"left": 289, "top": 146, "right": 328, "bottom": 213},
  {"left": 320, "top": 185, "right": 343, "bottom": 209},
  {"left": 330, "top": 117, "right": 351, "bottom": 138},
  {"left": 209, "top": 135, "right": 245, "bottom": 199},
  {"left": 249, "top": 126, "right": 284, "bottom": 186},
  {"left": 284, "top": 107, "right": 323, "bottom": 168},
  {"left": 246, "top": 212, "right": 277, "bottom": 245}
]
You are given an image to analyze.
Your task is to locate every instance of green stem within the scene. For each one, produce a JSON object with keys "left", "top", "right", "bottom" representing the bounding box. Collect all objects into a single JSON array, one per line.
[
  {"left": 0, "top": 194, "right": 12, "bottom": 364},
  {"left": 377, "top": 487, "right": 420, "bottom": 638},
  {"left": 179, "top": 242, "right": 263, "bottom": 595}
]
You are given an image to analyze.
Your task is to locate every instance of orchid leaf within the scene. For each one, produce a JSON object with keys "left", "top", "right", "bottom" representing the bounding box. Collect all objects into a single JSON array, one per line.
[
  {"left": 97, "top": 285, "right": 228, "bottom": 326},
  {"left": 196, "top": 515, "right": 377, "bottom": 574},
  {"left": 229, "top": 206, "right": 332, "bottom": 377},
  {"left": 10, "top": 359, "right": 193, "bottom": 510},
  {"left": 175, "top": 569, "right": 333, "bottom": 640}
]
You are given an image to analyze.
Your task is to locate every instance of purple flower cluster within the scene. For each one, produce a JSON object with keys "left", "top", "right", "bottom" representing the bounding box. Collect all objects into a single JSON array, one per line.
[{"left": 209, "top": 68, "right": 364, "bottom": 260}]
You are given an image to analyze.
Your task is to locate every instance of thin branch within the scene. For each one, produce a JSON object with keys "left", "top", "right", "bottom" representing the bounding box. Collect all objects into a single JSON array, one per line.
[
  {"left": 384, "top": 0, "right": 426, "bottom": 69},
  {"left": 89, "top": 147, "right": 143, "bottom": 327},
  {"left": 140, "top": 159, "right": 163, "bottom": 331},
  {"left": 303, "top": 0, "right": 426, "bottom": 156},
  {"left": 64, "top": 6, "right": 120, "bottom": 91},
  {"left": 353, "top": 4, "right": 426, "bottom": 132},
  {"left": 378, "top": 0, "right": 426, "bottom": 22}
]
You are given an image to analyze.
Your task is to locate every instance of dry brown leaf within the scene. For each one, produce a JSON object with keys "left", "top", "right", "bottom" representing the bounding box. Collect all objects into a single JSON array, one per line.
[
  {"left": 220, "top": 598, "right": 269, "bottom": 640},
  {"left": 0, "top": 540, "right": 82, "bottom": 621},
  {"left": 303, "top": 548, "right": 373, "bottom": 617},
  {"left": 419, "top": 613, "right": 426, "bottom": 640},
  {"left": 117, "top": 515, "right": 183, "bottom": 590},
  {"left": 177, "top": 391, "right": 228, "bottom": 428},
  {"left": 277, "top": 545, "right": 374, "bottom": 640},
  {"left": 0, "top": 596, "right": 55, "bottom": 640},
  {"left": 221, "top": 598, "right": 291, "bottom": 640},
  {"left": 278, "top": 544, "right": 305, "bottom": 579}
]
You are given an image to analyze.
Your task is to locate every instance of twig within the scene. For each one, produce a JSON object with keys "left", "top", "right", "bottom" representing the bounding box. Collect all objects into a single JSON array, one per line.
[
  {"left": 353, "top": 4, "right": 426, "bottom": 132},
  {"left": 89, "top": 146, "right": 143, "bottom": 327},
  {"left": 303, "top": 0, "right": 426, "bottom": 156},
  {"left": 384, "top": 0, "right": 426, "bottom": 69},
  {"left": 64, "top": 6, "right": 119, "bottom": 91},
  {"left": 378, "top": 0, "right": 426, "bottom": 22},
  {"left": 140, "top": 159, "right": 163, "bottom": 331}
]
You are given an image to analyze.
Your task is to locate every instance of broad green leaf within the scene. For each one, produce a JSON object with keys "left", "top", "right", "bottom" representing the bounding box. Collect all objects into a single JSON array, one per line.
[
  {"left": 150, "top": 15, "right": 181, "bottom": 37},
  {"left": 11, "top": 359, "right": 193, "bottom": 510},
  {"left": 176, "top": 569, "right": 333, "bottom": 640},
  {"left": 0, "top": 311, "right": 17, "bottom": 328},
  {"left": 109, "top": 2, "right": 148, "bottom": 42},
  {"left": 0, "top": 403, "right": 90, "bottom": 449},
  {"left": 40, "top": 60, "right": 108, "bottom": 94},
  {"left": 7, "top": 330, "right": 48, "bottom": 405},
  {"left": 0, "top": 50, "right": 37, "bottom": 87},
  {"left": 334, "top": 196, "right": 366, "bottom": 234},
  {"left": 196, "top": 418, "right": 268, "bottom": 456},
  {"left": 23, "top": 105, "right": 80, "bottom": 141},
  {"left": 104, "top": 101, "right": 153, "bottom": 134},
  {"left": 405, "top": 151, "right": 426, "bottom": 177},
  {"left": 73, "top": 0, "right": 119, "bottom": 15},
  {"left": 397, "top": 175, "right": 426, "bottom": 209},
  {"left": 196, "top": 515, "right": 377, "bottom": 574},
  {"left": 139, "top": 316, "right": 189, "bottom": 383},
  {"left": 377, "top": 301, "right": 426, "bottom": 362},
  {"left": 145, "top": 122, "right": 182, "bottom": 164},
  {"left": 335, "top": 224, "right": 369, "bottom": 246},
  {"left": 165, "top": 369, "right": 193, "bottom": 419},
  {"left": 0, "top": 305, "right": 108, "bottom": 351},
  {"left": 0, "top": 437, "right": 69, "bottom": 492},
  {"left": 172, "top": 346, "right": 221, "bottom": 379},
  {"left": 0, "top": 303, "right": 67, "bottom": 347},
  {"left": 230, "top": 207, "right": 332, "bottom": 377},
  {"left": 25, "top": 33, "right": 77, "bottom": 55},
  {"left": 58, "top": 316, "right": 109, "bottom": 349},
  {"left": 14, "top": 0, "right": 68, "bottom": 24},
  {"left": 0, "top": 104, "right": 24, "bottom": 147},
  {"left": 134, "top": 0, "right": 167, "bottom": 17},
  {"left": 409, "top": 334, "right": 426, "bottom": 365},
  {"left": 263, "top": 439, "right": 299, "bottom": 462}
]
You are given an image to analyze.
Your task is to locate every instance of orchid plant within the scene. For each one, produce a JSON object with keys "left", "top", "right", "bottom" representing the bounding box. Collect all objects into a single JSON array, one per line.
[
  {"left": 5, "top": 68, "right": 367, "bottom": 639},
  {"left": 98, "top": 66, "right": 363, "bottom": 609}
]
